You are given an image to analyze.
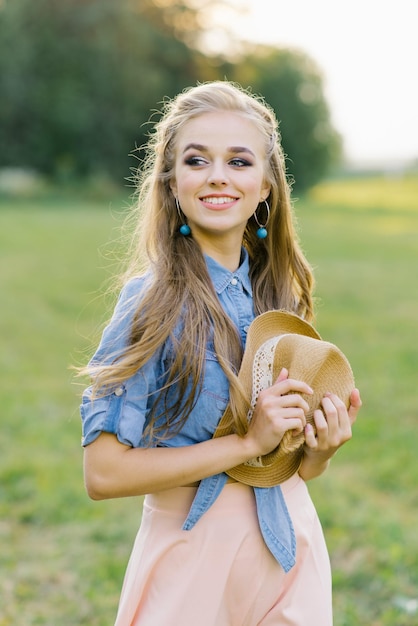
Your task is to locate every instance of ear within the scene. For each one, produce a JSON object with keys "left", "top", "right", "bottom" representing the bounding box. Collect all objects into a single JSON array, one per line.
[
  {"left": 169, "top": 179, "right": 177, "bottom": 197},
  {"left": 260, "top": 182, "right": 271, "bottom": 202}
]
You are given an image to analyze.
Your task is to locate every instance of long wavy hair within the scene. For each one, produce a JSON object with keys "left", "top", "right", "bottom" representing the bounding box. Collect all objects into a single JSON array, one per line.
[{"left": 85, "top": 80, "right": 315, "bottom": 442}]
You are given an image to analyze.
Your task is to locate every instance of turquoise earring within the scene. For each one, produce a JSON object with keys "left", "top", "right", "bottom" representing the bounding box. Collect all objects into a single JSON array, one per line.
[
  {"left": 180, "top": 224, "right": 191, "bottom": 236},
  {"left": 254, "top": 200, "right": 270, "bottom": 239},
  {"left": 176, "top": 198, "right": 191, "bottom": 236}
]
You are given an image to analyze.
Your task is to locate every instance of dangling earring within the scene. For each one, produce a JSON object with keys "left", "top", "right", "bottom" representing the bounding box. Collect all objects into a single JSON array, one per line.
[
  {"left": 175, "top": 197, "right": 191, "bottom": 236},
  {"left": 254, "top": 200, "right": 270, "bottom": 239}
]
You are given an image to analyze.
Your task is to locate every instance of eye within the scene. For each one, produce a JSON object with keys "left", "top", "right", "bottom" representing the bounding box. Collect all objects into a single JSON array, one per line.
[
  {"left": 184, "top": 155, "right": 208, "bottom": 166},
  {"left": 229, "top": 157, "right": 252, "bottom": 167}
]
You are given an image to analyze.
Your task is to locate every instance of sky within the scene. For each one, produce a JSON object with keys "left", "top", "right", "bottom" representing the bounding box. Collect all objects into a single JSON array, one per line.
[{"left": 218, "top": 0, "right": 418, "bottom": 166}]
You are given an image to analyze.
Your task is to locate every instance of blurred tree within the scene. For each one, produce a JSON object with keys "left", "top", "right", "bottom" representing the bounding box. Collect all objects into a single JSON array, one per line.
[
  {"left": 0, "top": 0, "right": 341, "bottom": 192},
  {"left": 0, "top": 0, "right": 200, "bottom": 181},
  {"left": 230, "top": 46, "right": 342, "bottom": 192}
]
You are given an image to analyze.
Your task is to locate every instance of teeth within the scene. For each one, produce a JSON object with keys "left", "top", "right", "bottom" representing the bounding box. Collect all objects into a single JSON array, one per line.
[{"left": 201, "top": 196, "right": 235, "bottom": 205}]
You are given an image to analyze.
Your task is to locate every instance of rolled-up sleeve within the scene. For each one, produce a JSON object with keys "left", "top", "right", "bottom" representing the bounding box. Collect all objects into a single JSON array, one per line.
[{"left": 79, "top": 276, "right": 161, "bottom": 447}]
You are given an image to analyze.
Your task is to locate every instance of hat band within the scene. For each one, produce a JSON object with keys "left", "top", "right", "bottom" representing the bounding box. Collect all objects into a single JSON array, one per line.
[{"left": 244, "top": 335, "right": 289, "bottom": 468}]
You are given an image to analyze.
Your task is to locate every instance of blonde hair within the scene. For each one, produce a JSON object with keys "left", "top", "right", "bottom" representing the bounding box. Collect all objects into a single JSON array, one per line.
[{"left": 87, "top": 81, "right": 314, "bottom": 441}]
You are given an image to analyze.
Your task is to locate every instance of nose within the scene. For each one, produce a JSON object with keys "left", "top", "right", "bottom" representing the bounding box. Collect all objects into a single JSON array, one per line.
[{"left": 207, "top": 160, "right": 229, "bottom": 186}]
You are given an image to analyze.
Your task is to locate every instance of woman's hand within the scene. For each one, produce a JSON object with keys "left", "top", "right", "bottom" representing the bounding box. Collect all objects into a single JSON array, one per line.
[
  {"left": 244, "top": 367, "right": 314, "bottom": 458},
  {"left": 299, "top": 388, "right": 362, "bottom": 480}
]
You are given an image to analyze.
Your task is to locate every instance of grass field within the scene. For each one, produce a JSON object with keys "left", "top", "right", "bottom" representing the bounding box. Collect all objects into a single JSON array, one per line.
[{"left": 1, "top": 175, "right": 417, "bottom": 625}]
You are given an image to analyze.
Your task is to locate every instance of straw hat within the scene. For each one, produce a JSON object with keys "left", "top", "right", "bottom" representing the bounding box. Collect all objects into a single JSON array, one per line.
[{"left": 213, "top": 311, "right": 355, "bottom": 487}]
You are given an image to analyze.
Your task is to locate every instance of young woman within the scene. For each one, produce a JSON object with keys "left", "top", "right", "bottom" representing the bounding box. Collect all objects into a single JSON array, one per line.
[{"left": 80, "top": 81, "right": 361, "bottom": 625}]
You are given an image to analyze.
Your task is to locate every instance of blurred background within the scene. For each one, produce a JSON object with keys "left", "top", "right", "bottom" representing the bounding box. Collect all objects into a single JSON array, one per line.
[
  {"left": 1, "top": 1, "right": 417, "bottom": 624},
  {"left": 1, "top": 0, "right": 416, "bottom": 195}
]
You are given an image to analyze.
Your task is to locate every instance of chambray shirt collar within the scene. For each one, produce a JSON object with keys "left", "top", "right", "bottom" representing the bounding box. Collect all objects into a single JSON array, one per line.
[{"left": 205, "top": 248, "right": 252, "bottom": 296}]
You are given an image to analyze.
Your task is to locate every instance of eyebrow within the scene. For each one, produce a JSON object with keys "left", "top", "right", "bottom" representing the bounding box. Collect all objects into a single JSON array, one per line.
[{"left": 182, "top": 143, "right": 256, "bottom": 157}]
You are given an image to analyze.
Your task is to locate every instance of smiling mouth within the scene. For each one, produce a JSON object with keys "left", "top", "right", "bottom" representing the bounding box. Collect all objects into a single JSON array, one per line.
[{"left": 200, "top": 196, "right": 238, "bottom": 205}]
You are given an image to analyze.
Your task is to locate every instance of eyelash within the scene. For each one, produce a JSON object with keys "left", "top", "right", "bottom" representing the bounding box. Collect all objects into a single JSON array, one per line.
[
  {"left": 230, "top": 158, "right": 252, "bottom": 167},
  {"left": 184, "top": 156, "right": 252, "bottom": 167},
  {"left": 184, "top": 156, "right": 207, "bottom": 166}
]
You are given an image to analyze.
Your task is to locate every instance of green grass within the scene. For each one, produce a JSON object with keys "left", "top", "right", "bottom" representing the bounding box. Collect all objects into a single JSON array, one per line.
[{"left": 1, "top": 176, "right": 417, "bottom": 625}]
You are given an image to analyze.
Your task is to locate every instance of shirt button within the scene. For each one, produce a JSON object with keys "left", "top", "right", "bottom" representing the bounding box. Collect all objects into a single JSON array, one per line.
[
  {"left": 114, "top": 386, "right": 124, "bottom": 397},
  {"left": 244, "top": 325, "right": 249, "bottom": 332},
  {"left": 230, "top": 278, "right": 238, "bottom": 286}
]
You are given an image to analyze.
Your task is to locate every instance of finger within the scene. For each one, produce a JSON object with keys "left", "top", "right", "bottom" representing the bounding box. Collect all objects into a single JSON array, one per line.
[
  {"left": 321, "top": 395, "right": 352, "bottom": 443},
  {"left": 304, "top": 423, "right": 318, "bottom": 449},
  {"left": 279, "top": 406, "right": 308, "bottom": 430},
  {"left": 312, "top": 407, "right": 329, "bottom": 442},
  {"left": 278, "top": 394, "right": 311, "bottom": 415},
  {"left": 323, "top": 393, "right": 350, "bottom": 426},
  {"left": 347, "top": 388, "right": 362, "bottom": 425},
  {"left": 279, "top": 416, "right": 307, "bottom": 436},
  {"left": 274, "top": 367, "right": 289, "bottom": 384},
  {"left": 272, "top": 377, "right": 314, "bottom": 398},
  {"left": 262, "top": 404, "right": 308, "bottom": 431}
]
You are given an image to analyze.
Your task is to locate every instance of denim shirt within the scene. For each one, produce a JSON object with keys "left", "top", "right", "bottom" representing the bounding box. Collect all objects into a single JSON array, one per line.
[{"left": 80, "top": 250, "right": 296, "bottom": 572}]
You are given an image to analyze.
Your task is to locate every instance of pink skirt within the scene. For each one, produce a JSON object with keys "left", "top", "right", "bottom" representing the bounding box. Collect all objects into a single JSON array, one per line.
[{"left": 114, "top": 474, "right": 332, "bottom": 626}]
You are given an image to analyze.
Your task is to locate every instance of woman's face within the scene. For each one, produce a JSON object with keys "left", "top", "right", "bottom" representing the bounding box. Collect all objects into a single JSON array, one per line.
[{"left": 170, "top": 111, "right": 270, "bottom": 255}]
